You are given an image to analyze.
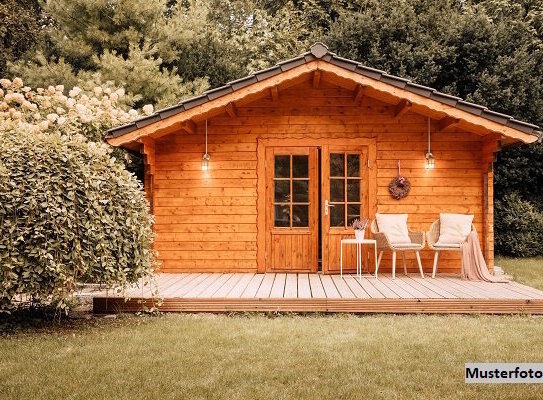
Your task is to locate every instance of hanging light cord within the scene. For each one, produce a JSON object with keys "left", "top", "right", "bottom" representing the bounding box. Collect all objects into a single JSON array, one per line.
[{"left": 205, "top": 119, "right": 208, "bottom": 154}]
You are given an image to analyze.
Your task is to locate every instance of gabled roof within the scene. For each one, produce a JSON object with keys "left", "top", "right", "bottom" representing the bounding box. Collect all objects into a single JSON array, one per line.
[{"left": 106, "top": 43, "right": 541, "bottom": 146}]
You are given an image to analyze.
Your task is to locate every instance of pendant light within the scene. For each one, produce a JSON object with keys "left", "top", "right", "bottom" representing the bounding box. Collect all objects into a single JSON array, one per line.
[
  {"left": 201, "top": 119, "right": 210, "bottom": 171},
  {"left": 425, "top": 117, "right": 435, "bottom": 169}
]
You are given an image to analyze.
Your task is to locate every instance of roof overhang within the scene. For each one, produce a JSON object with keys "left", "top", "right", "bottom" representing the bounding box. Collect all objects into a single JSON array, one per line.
[{"left": 106, "top": 44, "right": 539, "bottom": 148}]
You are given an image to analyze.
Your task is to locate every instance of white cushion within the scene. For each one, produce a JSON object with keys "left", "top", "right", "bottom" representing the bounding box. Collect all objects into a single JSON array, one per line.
[
  {"left": 437, "top": 213, "right": 473, "bottom": 245},
  {"left": 376, "top": 213, "right": 411, "bottom": 244}
]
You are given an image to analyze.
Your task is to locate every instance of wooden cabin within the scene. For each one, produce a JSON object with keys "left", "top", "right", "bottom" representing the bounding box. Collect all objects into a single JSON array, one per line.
[{"left": 106, "top": 43, "right": 540, "bottom": 276}]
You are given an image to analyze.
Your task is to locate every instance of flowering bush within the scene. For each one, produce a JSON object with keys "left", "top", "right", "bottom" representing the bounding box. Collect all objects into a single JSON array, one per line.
[
  {"left": 0, "top": 77, "right": 153, "bottom": 142},
  {"left": 0, "top": 78, "right": 156, "bottom": 313}
]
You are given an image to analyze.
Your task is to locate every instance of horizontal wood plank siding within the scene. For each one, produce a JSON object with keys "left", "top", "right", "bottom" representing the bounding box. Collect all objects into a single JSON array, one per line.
[{"left": 153, "top": 80, "right": 487, "bottom": 273}]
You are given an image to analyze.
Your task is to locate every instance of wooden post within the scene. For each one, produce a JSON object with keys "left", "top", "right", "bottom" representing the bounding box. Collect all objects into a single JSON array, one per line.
[
  {"left": 140, "top": 137, "right": 156, "bottom": 214},
  {"left": 482, "top": 135, "right": 500, "bottom": 271}
]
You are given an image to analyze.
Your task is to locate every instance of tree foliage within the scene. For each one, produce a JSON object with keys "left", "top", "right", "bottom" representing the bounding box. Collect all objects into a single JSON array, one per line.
[{"left": 3, "top": 0, "right": 543, "bottom": 257}]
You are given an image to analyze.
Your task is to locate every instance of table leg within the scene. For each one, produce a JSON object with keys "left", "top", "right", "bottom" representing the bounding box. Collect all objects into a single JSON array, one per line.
[{"left": 356, "top": 244, "right": 359, "bottom": 277}]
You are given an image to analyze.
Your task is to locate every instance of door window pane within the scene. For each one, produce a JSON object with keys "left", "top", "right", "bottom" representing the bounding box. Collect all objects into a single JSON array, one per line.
[
  {"left": 347, "top": 180, "right": 360, "bottom": 202},
  {"left": 274, "top": 155, "right": 290, "bottom": 178},
  {"left": 292, "top": 155, "right": 308, "bottom": 178},
  {"left": 274, "top": 180, "right": 290, "bottom": 203},
  {"left": 330, "top": 206, "right": 345, "bottom": 227},
  {"left": 347, "top": 204, "right": 360, "bottom": 226},
  {"left": 330, "top": 153, "right": 344, "bottom": 176},
  {"left": 330, "top": 179, "right": 344, "bottom": 202},
  {"left": 292, "top": 180, "right": 309, "bottom": 202},
  {"left": 292, "top": 205, "right": 309, "bottom": 227},
  {"left": 274, "top": 205, "right": 290, "bottom": 227},
  {"left": 347, "top": 154, "right": 360, "bottom": 177}
]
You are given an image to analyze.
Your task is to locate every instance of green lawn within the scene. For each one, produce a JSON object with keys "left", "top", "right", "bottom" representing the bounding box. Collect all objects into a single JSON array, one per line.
[
  {"left": 496, "top": 256, "right": 543, "bottom": 290},
  {"left": 1, "top": 257, "right": 543, "bottom": 400}
]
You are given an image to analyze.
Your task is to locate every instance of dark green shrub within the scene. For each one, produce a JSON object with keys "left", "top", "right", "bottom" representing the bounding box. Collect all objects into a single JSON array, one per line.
[
  {"left": 495, "top": 192, "right": 543, "bottom": 257},
  {"left": 0, "top": 130, "right": 155, "bottom": 313}
]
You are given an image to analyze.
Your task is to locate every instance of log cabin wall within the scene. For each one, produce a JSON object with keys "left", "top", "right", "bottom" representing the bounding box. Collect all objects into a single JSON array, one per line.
[{"left": 152, "top": 79, "right": 488, "bottom": 273}]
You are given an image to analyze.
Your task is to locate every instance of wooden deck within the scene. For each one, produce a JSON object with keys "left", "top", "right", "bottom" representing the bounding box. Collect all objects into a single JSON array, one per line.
[{"left": 92, "top": 273, "right": 543, "bottom": 314}]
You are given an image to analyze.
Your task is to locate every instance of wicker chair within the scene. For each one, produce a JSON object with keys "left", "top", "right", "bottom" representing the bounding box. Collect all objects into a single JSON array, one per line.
[
  {"left": 426, "top": 220, "right": 477, "bottom": 278},
  {"left": 370, "top": 219, "right": 425, "bottom": 279}
]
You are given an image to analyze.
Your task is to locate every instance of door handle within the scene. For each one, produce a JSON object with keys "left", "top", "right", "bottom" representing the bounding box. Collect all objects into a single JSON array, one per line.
[{"left": 324, "top": 200, "right": 335, "bottom": 216}]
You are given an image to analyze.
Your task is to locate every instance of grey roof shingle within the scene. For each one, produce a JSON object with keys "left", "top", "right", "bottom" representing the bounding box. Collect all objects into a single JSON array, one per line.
[{"left": 107, "top": 42, "right": 540, "bottom": 140}]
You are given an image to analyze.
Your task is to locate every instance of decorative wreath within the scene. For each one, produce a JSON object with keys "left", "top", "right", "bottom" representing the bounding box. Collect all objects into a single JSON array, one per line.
[{"left": 389, "top": 161, "right": 411, "bottom": 200}]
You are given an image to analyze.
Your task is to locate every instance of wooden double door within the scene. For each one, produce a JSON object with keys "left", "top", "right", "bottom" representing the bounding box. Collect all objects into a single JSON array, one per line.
[{"left": 264, "top": 145, "right": 369, "bottom": 273}]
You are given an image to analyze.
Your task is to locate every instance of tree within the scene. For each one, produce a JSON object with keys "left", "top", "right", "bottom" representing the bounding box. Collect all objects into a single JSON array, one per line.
[{"left": 0, "top": 0, "right": 44, "bottom": 77}]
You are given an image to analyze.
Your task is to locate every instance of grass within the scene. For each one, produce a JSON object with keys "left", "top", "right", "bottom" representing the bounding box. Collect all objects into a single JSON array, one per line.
[
  {"left": 1, "top": 257, "right": 542, "bottom": 399},
  {"left": 496, "top": 256, "right": 543, "bottom": 290},
  {"left": 2, "top": 314, "right": 543, "bottom": 399}
]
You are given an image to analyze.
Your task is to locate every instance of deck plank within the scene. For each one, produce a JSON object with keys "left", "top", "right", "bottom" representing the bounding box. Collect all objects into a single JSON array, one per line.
[
  {"left": 510, "top": 281, "right": 543, "bottom": 297},
  {"left": 423, "top": 276, "right": 474, "bottom": 298},
  {"left": 241, "top": 274, "right": 265, "bottom": 298},
  {"left": 368, "top": 276, "right": 400, "bottom": 298},
  {"left": 183, "top": 273, "right": 224, "bottom": 298},
  {"left": 284, "top": 274, "right": 298, "bottom": 298},
  {"left": 270, "top": 273, "right": 286, "bottom": 298},
  {"left": 168, "top": 273, "right": 210, "bottom": 297},
  {"left": 331, "top": 276, "right": 356, "bottom": 298},
  {"left": 505, "top": 282, "right": 543, "bottom": 299},
  {"left": 226, "top": 273, "right": 255, "bottom": 298},
  {"left": 407, "top": 276, "right": 459, "bottom": 299},
  {"left": 342, "top": 276, "right": 370, "bottom": 298},
  {"left": 378, "top": 276, "right": 416, "bottom": 298},
  {"left": 356, "top": 276, "right": 386, "bottom": 298},
  {"left": 320, "top": 275, "right": 341, "bottom": 298},
  {"left": 198, "top": 273, "right": 233, "bottom": 297},
  {"left": 297, "top": 274, "right": 312, "bottom": 299},
  {"left": 255, "top": 273, "right": 275, "bottom": 298},
  {"left": 387, "top": 276, "right": 430, "bottom": 298},
  {"left": 212, "top": 274, "right": 244, "bottom": 298},
  {"left": 160, "top": 273, "right": 203, "bottom": 297},
  {"left": 402, "top": 275, "right": 444, "bottom": 298},
  {"left": 309, "top": 274, "right": 326, "bottom": 298}
]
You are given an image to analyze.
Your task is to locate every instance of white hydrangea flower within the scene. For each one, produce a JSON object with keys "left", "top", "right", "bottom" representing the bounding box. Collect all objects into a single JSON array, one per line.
[
  {"left": 55, "top": 85, "right": 64, "bottom": 93},
  {"left": 38, "top": 120, "right": 49, "bottom": 131},
  {"left": 69, "top": 86, "right": 82, "bottom": 98},
  {"left": 104, "top": 87, "right": 112, "bottom": 95},
  {"left": 142, "top": 104, "right": 154, "bottom": 115},
  {"left": 57, "top": 116, "right": 67, "bottom": 125},
  {"left": 13, "top": 78, "right": 24, "bottom": 88},
  {"left": 75, "top": 103, "right": 87, "bottom": 115},
  {"left": 56, "top": 107, "right": 65, "bottom": 114},
  {"left": 66, "top": 98, "right": 75, "bottom": 108},
  {"left": 0, "top": 79, "right": 11, "bottom": 88},
  {"left": 47, "top": 86, "right": 56, "bottom": 94},
  {"left": 128, "top": 109, "right": 138, "bottom": 117},
  {"left": 37, "top": 88, "right": 44, "bottom": 94},
  {"left": 47, "top": 113, "right": 59, "bottom": 122},
  {"left": 12, "top": 111, "right": 22, "bottom": 119},
  {"left": 115, "top": 88, "right": 125, "bottom": 97},
  {"left": 93, "top": 87, "right": 103, "bottom": 96}
]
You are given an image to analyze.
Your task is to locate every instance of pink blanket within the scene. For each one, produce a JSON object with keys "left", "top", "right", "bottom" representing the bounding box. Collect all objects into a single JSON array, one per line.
[{"left": 460, "top": 231, "right": 508, "bottom": 282}]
